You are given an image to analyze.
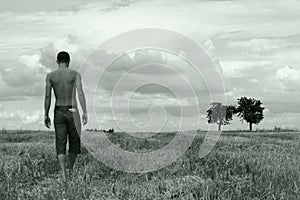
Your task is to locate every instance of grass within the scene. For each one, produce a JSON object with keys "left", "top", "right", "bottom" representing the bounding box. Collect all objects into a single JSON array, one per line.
[{"left": 0, "top": 129, "right": 299, "bottom": 199}]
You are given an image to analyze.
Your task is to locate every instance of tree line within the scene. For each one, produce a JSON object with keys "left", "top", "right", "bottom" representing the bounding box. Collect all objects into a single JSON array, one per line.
[{"left": 207, "top": 96, "right": 265, "bottom": 131}]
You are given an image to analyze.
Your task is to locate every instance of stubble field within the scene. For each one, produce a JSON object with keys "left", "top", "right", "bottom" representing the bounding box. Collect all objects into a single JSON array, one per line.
[{"left": 0, "top": 129, "right": 299, "bottom": 200}]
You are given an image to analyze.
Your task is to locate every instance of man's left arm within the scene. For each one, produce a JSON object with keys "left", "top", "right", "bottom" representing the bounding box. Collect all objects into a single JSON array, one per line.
[{"left": 44, "top": 74, "right": 52, "bottom": 128}]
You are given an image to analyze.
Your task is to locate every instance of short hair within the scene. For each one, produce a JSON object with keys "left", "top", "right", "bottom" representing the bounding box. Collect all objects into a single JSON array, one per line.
[{"left": 57, "top": 51, "right": 70, "bottom": 63}]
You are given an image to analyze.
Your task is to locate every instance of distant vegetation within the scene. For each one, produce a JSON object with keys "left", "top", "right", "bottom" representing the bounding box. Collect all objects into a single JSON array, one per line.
[
  {"left": 207, "top": 97, "right": 265, "bottom": 131},
  {"left": 236, "top": 97, "right": 264, "bottom": 131},
  {"left": 86, "top": 97, "right": 266, "bottom": 133},
  {"left": 85, "top": 128, "right": 114, "bottom": 133},
  {"left": 206, "top": 103, "right": 236, "bottom": 131}
]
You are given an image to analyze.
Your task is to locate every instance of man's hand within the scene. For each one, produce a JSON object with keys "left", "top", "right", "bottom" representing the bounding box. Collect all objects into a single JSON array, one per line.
[
  {"left": 82, "top": 113, "right": 88, "bottom": 125},
  {"left": 44, "top": 116, "right": 51, "bottom": 128}
]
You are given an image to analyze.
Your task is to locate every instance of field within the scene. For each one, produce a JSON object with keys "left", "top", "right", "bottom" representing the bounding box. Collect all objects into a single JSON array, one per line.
[{"left": 0, "top": 129, "right": 299, "bottom": 200}]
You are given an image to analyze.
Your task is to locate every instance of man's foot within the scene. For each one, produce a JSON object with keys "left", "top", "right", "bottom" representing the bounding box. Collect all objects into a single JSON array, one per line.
[
  {"left": 66, "top": 169, "right": 73, "bottom": 181},
  {"left": 62, "top": 188, "right": 69, "bottom": 200},
  {"left": 61, "top": 171, "right": 68, "bottom": 183},
  {"left": 57, "top": 175, "right": 68, "bottom": 198}
]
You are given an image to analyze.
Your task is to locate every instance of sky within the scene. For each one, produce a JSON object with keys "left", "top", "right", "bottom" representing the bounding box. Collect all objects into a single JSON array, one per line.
[{"left": 0, "top": 0, "right": 300, "bottom": 131}]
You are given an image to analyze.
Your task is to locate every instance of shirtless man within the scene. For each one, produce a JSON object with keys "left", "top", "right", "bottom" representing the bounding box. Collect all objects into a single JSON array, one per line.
[{"left": 44, "top": 51, "right": 88, "bottom": 182}]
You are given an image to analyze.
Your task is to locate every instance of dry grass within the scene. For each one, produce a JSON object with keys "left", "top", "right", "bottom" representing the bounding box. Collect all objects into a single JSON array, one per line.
[{"left": 0, "top": 130, "right": 299, "bottom": 199}]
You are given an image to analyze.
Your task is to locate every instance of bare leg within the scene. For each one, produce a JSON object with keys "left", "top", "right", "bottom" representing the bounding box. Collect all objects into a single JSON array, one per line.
[
  {"left": 57, "top": 154, "right": 67, "bottom": 182},
  {"left": 68, "top": 153, "right": 77, "bottom": 171},
  {"left": 67, "top": 153, "right": 77, "bottom": 180}
]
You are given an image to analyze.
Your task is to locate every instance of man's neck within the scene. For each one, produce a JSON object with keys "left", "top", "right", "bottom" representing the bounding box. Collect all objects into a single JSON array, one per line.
[{"left": 58, "top": 64, "right": 69, "bottom": 69}]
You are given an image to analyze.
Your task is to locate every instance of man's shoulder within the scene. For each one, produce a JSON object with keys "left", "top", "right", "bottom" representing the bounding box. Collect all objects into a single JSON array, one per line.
[
  {"left": 68, "top": 69, "right": 80, "bottom": 75},
  {"left": 46, "top": 71, "right": 55, "bottom": 79},
  {"left": 47, "top": 69, "right": 59, "bottom": 77},
  {"left": 46, "top": 69, "right": 80, "bottom": 79}
]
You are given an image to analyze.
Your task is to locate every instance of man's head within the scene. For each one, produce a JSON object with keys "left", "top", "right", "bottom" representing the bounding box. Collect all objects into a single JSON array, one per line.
[{"left": 57, "top": 51, "right": 70, "bottom": 65}]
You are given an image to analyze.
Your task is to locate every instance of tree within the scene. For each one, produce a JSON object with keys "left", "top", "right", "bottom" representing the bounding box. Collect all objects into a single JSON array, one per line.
[
  {"left": 207, "top": 102, "right": 236, "bottom": 131},
  {"left": 236, "top": 97, "right": 264, "bottom": 131}
]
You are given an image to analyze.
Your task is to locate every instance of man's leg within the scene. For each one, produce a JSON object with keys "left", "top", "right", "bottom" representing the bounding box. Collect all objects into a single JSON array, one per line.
[
  {"left": 67, "top": 153, "right": 77, "bottom": 171},
  {"left": 67, "top": 110, "right": 81, "bottom": 175},
  {"left": 58, "top": 154, "right": 67, "bottom": 182},
  {"left": 54, "top": 109, "right": 68, "bottom": 182}
]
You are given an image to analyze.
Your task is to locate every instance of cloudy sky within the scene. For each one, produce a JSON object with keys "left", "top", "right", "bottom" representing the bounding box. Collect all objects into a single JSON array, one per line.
[{"left": 0, "top": 0, "right": 300, "bottom": 131}]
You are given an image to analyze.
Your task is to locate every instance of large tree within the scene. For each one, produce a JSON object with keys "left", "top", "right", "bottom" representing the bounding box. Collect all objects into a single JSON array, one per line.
[
  {"left": 207, "top": 102, "right": 236, "bottom": 131},
  {"left": 236, "top": 97, "right": 264, "bottom": 131}
]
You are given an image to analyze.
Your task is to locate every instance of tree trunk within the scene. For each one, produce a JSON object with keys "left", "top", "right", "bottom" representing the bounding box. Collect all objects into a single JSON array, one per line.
[
  {"left": 249, "top": 123, "right": 252, "bottom": 131},
  {"left": 218, "top": 123, "right": 222, "bottom": 131}
]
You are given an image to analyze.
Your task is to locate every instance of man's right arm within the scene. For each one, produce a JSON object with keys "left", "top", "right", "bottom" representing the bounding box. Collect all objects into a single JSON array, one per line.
[
  {"left": 44, "top": 74, "right": 52, "bottom": 128},
  {"left": 75, "top": 72, "right": 88, "bottom": 125}
]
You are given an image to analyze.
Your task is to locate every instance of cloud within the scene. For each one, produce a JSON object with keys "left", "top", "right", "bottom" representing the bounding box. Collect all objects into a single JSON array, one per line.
[
  {"left": 221, "top": 60, "right": 274, "bottom": 77},
  {"left": 268, "top": 101, "right": 300, "bottom": 114},
  {"left": 39, "top": 43, "right": 57, "bottom": 70},
  {"left": 227, "top": 38, "right": 283, "bottom": 55},
  {"left": 39, "top": 34, "right": 84, "bottom": 70},
  {"left": 261, "top": 112, "right": 300, "bottom": 129},
  {"left": 0, "top": 110, "right": 43, "bottom": 129},
  {"left": 0, "top": 54, "right": 47, "bottom": 98},
  {"left": 0, "top": 34, "right": 87, "bottom": 99},
  {"left": 1, "top": 54, "right": 46, "bottom": 87},
  {"left": 276, "top": 66, "right": 300, "bottom": 91},
  {"left": 80, "top": 0, "right": 139, "bottom": 13},
  {"left": 0, "top": 0, "right": 100, "bottom": 12},
  {"left": 89, "top": 48, "right": 224, "bottom": 99},
  {"left": 204, "top": 39, "right": 223, "bottom": 74}
]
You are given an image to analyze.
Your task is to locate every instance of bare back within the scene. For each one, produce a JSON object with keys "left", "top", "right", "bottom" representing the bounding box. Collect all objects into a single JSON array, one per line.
[{"left": 48, "top": 69, "right": 78, "bottom": 106}]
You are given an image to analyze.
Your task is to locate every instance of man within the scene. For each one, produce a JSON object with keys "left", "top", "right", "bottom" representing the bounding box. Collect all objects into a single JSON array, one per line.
[{"left": 44, "top": 51, "right": 88, "bottom": 182}]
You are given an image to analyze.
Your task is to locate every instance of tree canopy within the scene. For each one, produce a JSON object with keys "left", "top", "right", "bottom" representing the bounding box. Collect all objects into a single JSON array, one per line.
[
  {"left": 236, "top": 97, "right": 264, "bottom": 131},
  {"left": 207, "top": 102, "right": 236, "bottom": 131}
]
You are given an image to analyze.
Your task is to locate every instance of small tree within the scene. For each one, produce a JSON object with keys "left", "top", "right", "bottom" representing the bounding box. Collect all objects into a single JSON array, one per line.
[
  {"left": 236, "top": 97, "right": 264, "bottom": 131},
  {"left": 207, "top": 102, "right": 236, "bottom": 131}
]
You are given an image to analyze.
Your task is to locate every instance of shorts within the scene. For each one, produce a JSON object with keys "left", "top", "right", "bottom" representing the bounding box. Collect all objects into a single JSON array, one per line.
[{"left": 54, "top": 105, "right": 81, "bottom": 155}]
